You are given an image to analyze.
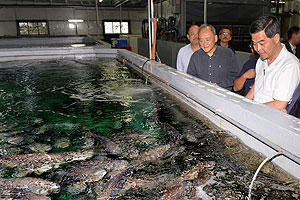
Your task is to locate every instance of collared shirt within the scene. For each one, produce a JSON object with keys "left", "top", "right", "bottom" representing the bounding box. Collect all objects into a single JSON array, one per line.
[
  {"left": 254, "top": 44, "right": 300, "bottom": 103},
  {"left": 187, "top": 45, "right": 240, "bottom": 90},
  {"left": 176, "top": 44, "right": 198, "bottom": 73},
  {"left": 289, "top": 42, "right": 297, "bottom": 55}
]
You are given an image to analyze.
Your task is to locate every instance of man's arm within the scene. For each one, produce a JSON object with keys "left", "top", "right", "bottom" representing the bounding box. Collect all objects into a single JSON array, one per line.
[
  {"left": 176, "top": 49, "right": 184, "bottom": 72},
  {"left": 264, "top": 100, "right": 288, "bottom": 113},
  {"left": 246, "top": 84, "right": 255, "bottom": 100},
  {"left": 233, "top": 69, "right": 256, "bottom": 92}
]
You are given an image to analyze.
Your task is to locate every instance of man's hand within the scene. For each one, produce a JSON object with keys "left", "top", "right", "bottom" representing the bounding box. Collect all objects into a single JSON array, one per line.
[
  {"left": 242, "top": 69, "right": 256, "bottom": 79},
  {"left": 264, "top": 100, "right": 288, "bottom": 112}
]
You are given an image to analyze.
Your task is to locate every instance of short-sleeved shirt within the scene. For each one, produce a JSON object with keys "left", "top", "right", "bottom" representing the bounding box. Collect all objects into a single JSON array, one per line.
[
  {"left": 176, "top": 44, "right": 196, "bottom": 73},
  {"left": 237, "top": 58, "right": 257, "bottom": 96},
  {"left": 187, "top": 45, "right": 240, "bottom": 90},
  {"left": 254, "top": 44, "right": 300, "bottom": 103}
]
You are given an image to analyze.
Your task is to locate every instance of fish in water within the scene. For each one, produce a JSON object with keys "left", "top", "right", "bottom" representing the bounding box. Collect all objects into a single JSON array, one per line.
[
  {"left": 160, "top": 162, "right": 214, "bottom": 200},
  {"left": 162, "top": 123, "right": 183, "bottom": 143},
  {"left": 96, "top": 168, "right": 133, "bottom": 200},
  {"left": 0, "top": 187, "right": 51, "bottom": 200},
  {"left": 0, "top": 149, "right": 94, "bottom": 176},
  {"left": 93, "top": 134, "right": 122, "bottom": 154},
  {"left": 159, "top": 182, "right": 192, "bottom": 200},
  {"left": 0, "top": 177, "right": 60, "bottom": 195},
  {"left": 132, "top": 144, "right": 171, "bottom": 167},
  {"left": 74, "top": 159, "right": 129, "bottom": 172}
]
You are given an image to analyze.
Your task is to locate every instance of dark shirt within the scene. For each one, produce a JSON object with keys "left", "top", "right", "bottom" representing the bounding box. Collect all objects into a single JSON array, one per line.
[
  {"left": 284, "top": 41, "right": 294, "bottom": 54},
  {"left": 217, "top": 41, "right": 235, "bottom": 54},
  {"left": 237, "top": 58, "right": 257, "bottom": 96},
  {"left": 187, "top": 45, "right": 240, "bottom": 90}
]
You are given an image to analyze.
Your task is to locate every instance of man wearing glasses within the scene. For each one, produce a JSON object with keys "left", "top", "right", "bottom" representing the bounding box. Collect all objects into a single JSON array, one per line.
[
  {"left": 217, "top": 27, "right": 235, "bottom": 54},
  {"left": 246, "top": 15, "right": 300, "bottom": 112}
]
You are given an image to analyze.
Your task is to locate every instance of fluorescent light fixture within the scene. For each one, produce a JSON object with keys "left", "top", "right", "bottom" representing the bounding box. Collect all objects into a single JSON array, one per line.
[
  {"left": 71, "top": 44, "right": 86, "bottom": 47},
  {"left": 68, "top": 19, "right": 84, "bottom": 23},
  {"left": 99, "top": 0, "right": 103, "bottom": 2}
]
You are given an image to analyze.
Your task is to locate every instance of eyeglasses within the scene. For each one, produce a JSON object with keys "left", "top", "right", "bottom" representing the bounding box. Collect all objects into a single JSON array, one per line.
[{"left": 220, "top": 32, "right": 230, "bottom": 36}]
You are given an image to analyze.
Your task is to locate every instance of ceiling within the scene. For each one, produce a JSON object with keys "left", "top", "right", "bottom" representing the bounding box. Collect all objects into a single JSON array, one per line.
[
  {"left": 0, "top": 0, "right": 152, "bottom": 7},
  {"left": 0, "top": 0, "right": 274, "bottom": 8}
]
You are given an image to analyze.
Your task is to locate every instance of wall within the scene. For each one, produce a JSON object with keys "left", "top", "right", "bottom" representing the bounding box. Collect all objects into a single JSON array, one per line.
[{"left": 0, "top": 6, "right": 147, "bottom": 38}]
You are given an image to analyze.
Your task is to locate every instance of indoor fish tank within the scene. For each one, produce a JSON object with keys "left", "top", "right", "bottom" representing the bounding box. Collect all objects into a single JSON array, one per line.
[{"left": 0, "top": 58, "right": 298, "bottom": 199}]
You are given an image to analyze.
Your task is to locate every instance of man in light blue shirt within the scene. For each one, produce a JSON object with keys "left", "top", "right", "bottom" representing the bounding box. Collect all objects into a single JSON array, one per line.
[{"left": 176, "top": 25, "right": 200, "bottom": 73}]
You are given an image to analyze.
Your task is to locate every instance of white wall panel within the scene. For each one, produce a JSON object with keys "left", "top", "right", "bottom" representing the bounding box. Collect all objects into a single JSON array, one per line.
[
  {"left": 130, "top": 21, "right": 142, "bottom": 35},
  {"left": 0, "top": 8, "right": 16, "bottom": 20},
  {"left": 77, "top": 22, "right": 89, "bottom": 35},
  {"left": 16, "top": 8, "right": 47, "bottom": 19},
  {"left": 128, "top": 11, "right": 147, "bottom": 20},
  {"left": 46, "top": 8, "right": 75, "bottom": 20},
  {"left": 0, "top": 22, "right": 17, "bottom": 36},
  {"left": 74, "top": 9, "right": 88, "bottom": 19}
]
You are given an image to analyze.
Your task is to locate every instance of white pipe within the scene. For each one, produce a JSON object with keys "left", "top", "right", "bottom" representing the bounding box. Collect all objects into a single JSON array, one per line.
[
  {"left": 248, "top": 151, "right": 283, "bottom": 200},
  {"left": 95, "top": 0, "right": 100, "bottom": 38}
]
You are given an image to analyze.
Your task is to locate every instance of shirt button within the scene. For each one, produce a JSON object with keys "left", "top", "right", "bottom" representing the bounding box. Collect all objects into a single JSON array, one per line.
[
  {"left": 209, "top": 73, "right": 211, "bottom": 75},
  {"left": 209, "top": 65, "right": 211, "bottom": 67}
]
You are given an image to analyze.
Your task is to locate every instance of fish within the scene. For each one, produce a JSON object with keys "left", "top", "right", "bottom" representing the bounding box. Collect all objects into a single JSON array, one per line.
[
  {"left": 56, "top": 167, "right": 107, "bottom": 185},
  {"left": 123, "top": 173, "right": 173, "bottom": 191},
  {"left": 0, "top": 188, "right": 51, "bottom": 200},
  {"left": 75, "top": 159, "right": 129, "bottom": 172},
  {"left": 0, "top": 149, "right": 94, "bottom": 176},
  {"left": 132, "top": 144, "right": 171, "bottom": 167},
  {"left": 96, "top": 168, "right": 133, "bottom": 200},
  {"left": 165, "top": 162, "right": 214, "bottom": 190},
  {"left": 159, "top": 182, "right": 191, "bottom": 200},
  {"left": 162, "top": 123, "right": 183, "bottom": 143},
  {"left": 0, "top": 177, "right": 60, "bottom": 195},
  {"left": 93, "top": 134, "right": 122, "bottom": 154}
]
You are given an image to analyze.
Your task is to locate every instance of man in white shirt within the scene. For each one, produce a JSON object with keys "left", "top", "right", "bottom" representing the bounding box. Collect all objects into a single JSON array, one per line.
[
  {"left": 176, "top": 25, "right": 200, "bottom": 73},
  {"left": 246, "top": 15, "right": 300, "bottom": 112},
  {"left": 284, "top": 26, "right": 300, "bottom": 57}
]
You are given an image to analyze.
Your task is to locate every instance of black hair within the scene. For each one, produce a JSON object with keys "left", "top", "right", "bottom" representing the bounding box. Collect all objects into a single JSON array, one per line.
[
  {"left": 249, "top": 15, "right": 280, "bottom": 38},
  {"left": 187, "top": 25, "right": 199, "bottom": 35},
  {"left": 287, "top": 26, "right": 300, "bottom": 39}
]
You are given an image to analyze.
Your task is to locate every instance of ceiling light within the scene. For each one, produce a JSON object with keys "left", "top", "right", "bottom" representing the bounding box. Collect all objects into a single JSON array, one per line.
[{"left": 68, "top": 19, "right": 84, "bottom": 23}]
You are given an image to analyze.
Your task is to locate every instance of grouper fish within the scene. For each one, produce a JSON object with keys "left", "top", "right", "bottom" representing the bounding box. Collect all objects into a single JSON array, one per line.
[
  {"left": 0, "top": 149, "right": 94, "bottom": 176},
  {"left": 0, "top": 177, "right": 60, "bottom": 195},
  {"left": 96, "top": 168, "right": 133, "bottom": 200},
  {"left": 0, "top": 187, "right": 50, "bottom": 200}
]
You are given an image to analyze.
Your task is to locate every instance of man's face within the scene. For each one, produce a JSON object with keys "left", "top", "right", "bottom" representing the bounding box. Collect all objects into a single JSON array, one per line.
[
  {"left": 187, "top": 26, "right": 199, "bottom": 45},
  {"left": 251, "top": 31, "right": 279, "bottom": 61},
  {"left": 219, "top": 29, "right": 232, "bottom": 43},
  {"left": 199, "top": 27, "right": 218, "bottom": 55},
  {"left": 295, "top": 30, "right": 300, "bottom": 45}
]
